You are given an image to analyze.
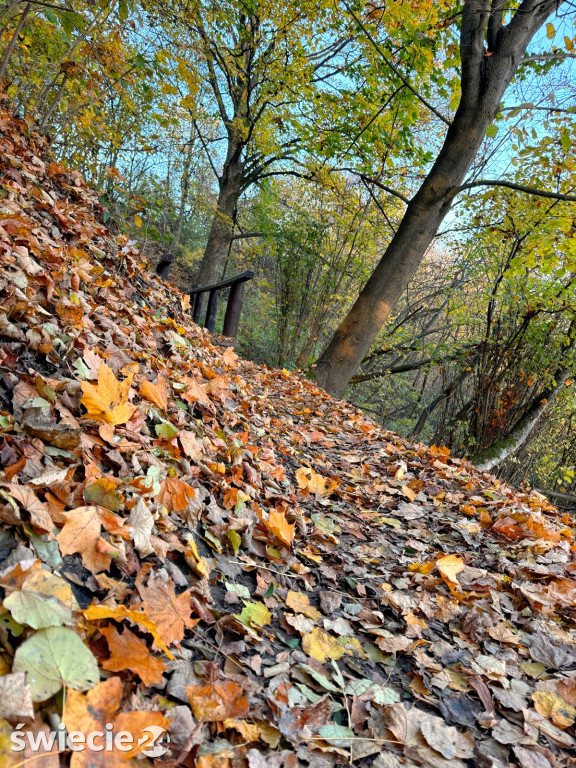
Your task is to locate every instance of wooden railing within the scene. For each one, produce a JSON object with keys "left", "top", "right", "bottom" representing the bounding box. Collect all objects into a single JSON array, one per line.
[
  {"left": 155, "top": 257, "right": 254, "bottom": 338},
  {"left": 189, "top": 270, "right": 254, "bottom": 337}
]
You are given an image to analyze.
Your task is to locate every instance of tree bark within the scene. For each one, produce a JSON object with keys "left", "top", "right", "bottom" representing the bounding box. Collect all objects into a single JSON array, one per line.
[
  {"left": 0, "top": 1, "right": 31, "bottom": 81},
  {"left": 314, "top": 0, "right": 564, "bottom": 398},
  {"left": 195, "top": 159, "right": 242, "bottom": 287},
  {"left": 472, "top": 370, "right": 571, "bottom": 472}
]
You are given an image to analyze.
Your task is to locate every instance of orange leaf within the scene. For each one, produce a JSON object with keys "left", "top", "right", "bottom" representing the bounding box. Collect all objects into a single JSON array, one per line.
[
  {"left": 82, "top": 603, "right": 174, "bottom": 659},
  {"left": 222, "top": 346, "right": 239, "bottom": 368},
  {"left": 187, "top": 680, "right": 249, "bottom": 722},
  {"left": 136, "top": 566, "right": 199, "bottom": 648},
  {"left": 157, "top": 476, "right": 196, "bottom": 513},
  {"left": 258, "top": 507, "right": 295, "bottom": 547},
  {"left": 64, "top": 677, "right": 171, "bottom": 767},
  {"left": 100, "top": 624, "right": 165, "bottom": 685},
  {"left": 80, "top": 362, "right": 136, "bottom": 425},
  {"left": 140, "top": 374, "right": 168, "bottom": 411},
  {"left": 181, "top": 375, "right": 211, "bottom": 406},
  {"left": 56, "top": 506, "right": 120, "bottom": 574},
  {"left": 295, "top": 466, "right": 337, "bottom": 496}
]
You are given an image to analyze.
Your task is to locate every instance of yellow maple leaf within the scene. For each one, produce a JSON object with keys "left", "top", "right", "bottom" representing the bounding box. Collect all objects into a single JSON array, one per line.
[
  {"left": 302, "top": 626, "right": 347, "bottom": 663},
  {"left": 80, "top": 362, "right": 136, "bottom": 425},
  {"left": 286, "top": 590, "right": 321, "bottom": 620}
]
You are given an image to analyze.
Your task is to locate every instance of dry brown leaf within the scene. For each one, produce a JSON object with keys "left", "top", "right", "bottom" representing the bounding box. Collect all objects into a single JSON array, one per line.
[{"left": 136, "top": 566, "right": 199, "bottom": 647}]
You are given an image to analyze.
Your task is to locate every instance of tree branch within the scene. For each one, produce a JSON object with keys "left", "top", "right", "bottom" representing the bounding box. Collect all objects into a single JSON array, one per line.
[
  {"left": 356, "top": 173, "right": 410, "bottom": 205},
  {"left": 342, "top": 1, "right": 451, "bottom": 127},
  {"left": 459, "top": 179, "right": 576, "bottom": 202}
]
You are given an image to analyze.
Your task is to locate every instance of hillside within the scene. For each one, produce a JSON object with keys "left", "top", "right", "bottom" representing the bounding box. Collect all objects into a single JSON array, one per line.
[{"left": 0, "top": 105, "right": 575, "bottom": 768}]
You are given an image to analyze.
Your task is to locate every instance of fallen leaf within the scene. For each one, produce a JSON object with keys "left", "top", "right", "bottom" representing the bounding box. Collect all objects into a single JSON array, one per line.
[
  {"left": 82, "top": 603, "right": 174, "bottom": 659},
  {"left": 0, "top": 672, "right": 34, "bottom": 720},
  {"left": 188, "top": 680, "right": 249, "bottom": 721},
  {"left": 157, "top": 476, "right": 196, "bottom": 513},
  {"left": 258, "top": 507, "right": 294, "bottom": 547},
  {"left": 532, "top": 690, "right": 576, "bottom": 728},
  {"left": 136, "top": 566, "right": 199, "bottom": 647},
  {"left": 100, "top": 624, "right": 165, "bottom": 685},
  {"left": 302, "top": 627, "right": 347, "bottom": 663},
  {"left": 295, "top": 466, "right": 337, "bottom": 495},
  {"left": 56, "top": 506, "right": 118, "bottom": 574},
  {"left": 236, "top": 601, "right": 271, "bottom": 629},
  {"left": 141, "top": 374, "right": 168, "bottom": 411},
  {"left": 286, "top": 591, "right": 321, "bottom": 620},
  {"left": 13, "top": 627, "right": 99, "bottom": 701},
  {"left": 436, "top": 554, "right": 465, "bottom": 585},
  {"left": 128, "top": 497, "right": 155, "bottom": 557},
  {"left": 4, "top": 568, "right": 76, "bottom": 628},
  {"left": 80, "top": 362, "right": 136, "bottom": 424},
  {"left": 0, "top": 483, "right": 53, "bottom": 532},
  {"left": 64, "top": 676, "right": 170, "bottom": 767},
  {"left": 84, "top": 477, "right": 123, "bottom": 511}
]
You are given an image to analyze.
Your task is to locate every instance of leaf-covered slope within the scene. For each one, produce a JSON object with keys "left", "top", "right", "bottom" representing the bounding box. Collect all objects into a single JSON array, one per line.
[{"left": 0, "top": 105, "right": 576, "bottom": 768}]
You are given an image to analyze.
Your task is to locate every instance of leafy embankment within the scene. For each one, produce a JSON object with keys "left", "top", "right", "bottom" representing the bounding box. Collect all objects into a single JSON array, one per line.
[{"left": 0, "top": 105, "right": 575, "bottom": 768}]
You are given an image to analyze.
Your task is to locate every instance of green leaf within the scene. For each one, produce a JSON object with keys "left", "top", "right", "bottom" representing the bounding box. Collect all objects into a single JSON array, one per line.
[
  {"left": 155, "top": 422, "right": 178, "bottom": 439},
  {"left": 486, "top": 125, "right": 498, "bottom": 138},
  {"left": 4, "top": 571, "right": 74, "bottom": 629},
  {"left": 298, "top": 664, "right": 339, "bottom": 692},
  {"left": 236, "top": 600, "right": 271, "bottom": 628},
  {"left": 13, "top": 627, "right": 99, "bottom": 701},
  {"left": 318, "top": 724, "right": 355, "bottom": 745},
  {"left": 226, "top": 529, "right": 241, "bottom": 554},
  {"left": 561, "top": 128, "right": 571, "bottom": 153}
]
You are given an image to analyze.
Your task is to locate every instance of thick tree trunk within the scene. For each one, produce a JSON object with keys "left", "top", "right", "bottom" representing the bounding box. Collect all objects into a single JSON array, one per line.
[
  {"left": 472, "top": 370, "right": 570, "bottom": 472},
  {"left": 314, "top": 0, "right": 563, "bottom": 398},
  {"left": 195, "top": 158, "right": 243, "bottom": 288}
]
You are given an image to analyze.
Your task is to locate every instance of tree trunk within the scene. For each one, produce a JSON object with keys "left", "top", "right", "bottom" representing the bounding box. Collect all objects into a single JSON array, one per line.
[
  {"left": 314, "top": 0, "right": 563, "bottom": 398},
  {"left": 0, "top": 1, "right": 31, "bottom": 81},
  {"left": 173, "top": 129, "right": 195, "bottom": 249},
  {"left": 472, "top": 370, "right": 570, "bottom": 472},
  {"left": 195, "top": 157, "right": 243, "bottom": 288}
]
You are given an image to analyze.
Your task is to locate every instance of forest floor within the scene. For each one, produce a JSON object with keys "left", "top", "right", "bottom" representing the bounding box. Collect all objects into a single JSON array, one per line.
[{"left": 0, "top": 105, "right": 576, "bottom": 768}]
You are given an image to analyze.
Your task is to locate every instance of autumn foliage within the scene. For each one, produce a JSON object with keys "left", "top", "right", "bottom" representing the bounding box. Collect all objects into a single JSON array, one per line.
[{"left": 0, "top": 106, "right": 576, "bottom": 767}]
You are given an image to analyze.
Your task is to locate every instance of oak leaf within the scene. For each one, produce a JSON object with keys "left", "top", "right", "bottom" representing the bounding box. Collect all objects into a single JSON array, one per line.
[{"left": 80, "top": 362, "right": 136, "bottom": 425}]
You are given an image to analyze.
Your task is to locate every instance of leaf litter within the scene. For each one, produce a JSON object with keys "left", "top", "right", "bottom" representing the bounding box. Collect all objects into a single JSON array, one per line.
[{"left": 0, "top": 104, "right": 575, "bottom": 767}]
